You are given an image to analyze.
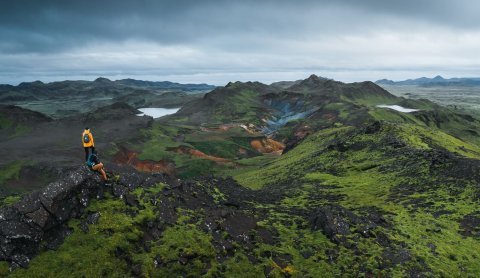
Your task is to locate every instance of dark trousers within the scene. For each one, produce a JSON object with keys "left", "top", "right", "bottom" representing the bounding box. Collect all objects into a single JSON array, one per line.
[{"left": 84, "top": 146, "right": 95, "bottom": 161}]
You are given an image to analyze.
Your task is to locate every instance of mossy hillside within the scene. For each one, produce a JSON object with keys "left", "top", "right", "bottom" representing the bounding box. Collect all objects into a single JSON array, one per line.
[
  {"left": 185, "top": 130, "right": 260, "bottom": 160},
  {"left": 135, "top": 123, "right": 223, "bottom": 177},
  {"left": 136, "top": 122, "right": 263, "bottom": 177},
  {"left": 233, "top": 121, "right": 480, "bottom": 276},
  {"left": 217, "top": 155, "right": 278, "bottom": 179},
  {"left": 340, "top": 89, "right": 398, "bottom": 107},
  {"left": 370, "top": 103, "right": 480, "bottom": 146},
  {"left": 172, "top": 85, "right": 269, "bottom": 125},
  {"left": 10, "top": 196, "right": 148, "bottom": 277},
  {"left": 394, "top": 123, "right": 480, "bottom": 159},
  {"left": 10, "top": 184, "right": 216, "bottom": 278},
  {"left": 7, "top": 177, "right": 280, "bottom": 277},
  {"left": 136, "top": 123, "right": 187, "bottom": 161},
  {"left": 212, "top": 89, "right": 265, "bottom": 124},
  {"left": 6, "top": 119, "right": 480, "bottom": 277},
  {"left": 233, "top": 126, "right": 353, "bottom": 189}
]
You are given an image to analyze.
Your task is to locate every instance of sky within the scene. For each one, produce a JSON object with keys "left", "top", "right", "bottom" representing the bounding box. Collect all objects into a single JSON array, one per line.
[{"left": 1, "top": 0, "right": 480, "bottom": 85}]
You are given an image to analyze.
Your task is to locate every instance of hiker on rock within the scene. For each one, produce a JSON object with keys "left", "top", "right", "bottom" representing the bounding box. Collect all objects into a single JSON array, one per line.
[
  {"left": 82, "top": 127, "right": 95, "bottom": 161},
  {"left": 86, "top": 151, "right": 108, "bottom": 181}
]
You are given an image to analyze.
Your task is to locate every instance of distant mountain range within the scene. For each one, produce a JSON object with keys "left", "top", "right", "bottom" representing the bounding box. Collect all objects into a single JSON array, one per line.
[
  {"left": 0, "top": 77, "right": 216, "bottom": 117},
  {"left": 0, "top": 77, "right": 215, "bottom": 93},
  {"left": 376, "top": 75, "right": 480, "bottom": 86}
]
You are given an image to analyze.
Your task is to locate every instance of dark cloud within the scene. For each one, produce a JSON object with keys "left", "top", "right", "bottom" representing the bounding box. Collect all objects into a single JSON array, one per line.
[
  {"left": 1, "top": 0, "right": 478, "bottom": 54},
  {"left": 0, "top": 0, "right": 479, "bottom": 84}
]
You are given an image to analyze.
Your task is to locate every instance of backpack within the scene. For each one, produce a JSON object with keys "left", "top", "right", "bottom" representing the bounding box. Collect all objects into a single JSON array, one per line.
[{"left": 83, "top": 133, "right": 90, "bottom": 144}]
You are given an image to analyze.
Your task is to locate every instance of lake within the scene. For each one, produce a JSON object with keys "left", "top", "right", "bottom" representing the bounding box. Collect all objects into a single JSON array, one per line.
[
  {"left": 137, "top": 107, "right": 180, "bottom": 118},
  {"left": 376, "top": 105, "right": 419, "bottom": 113}
]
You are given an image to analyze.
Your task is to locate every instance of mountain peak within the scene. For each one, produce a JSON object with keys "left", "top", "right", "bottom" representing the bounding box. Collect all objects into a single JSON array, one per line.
[
  {"left": 18, "top": 80, "right": 45, "bottom": 87},
  {"left": 306, "top": 74, "right": 322, "bottom": 82},
  {"left": 94, "top": 77, "right": 112, "bottom": 83},
  {"left": 295, "top": 74, "right": 329, "bottom": 88}
]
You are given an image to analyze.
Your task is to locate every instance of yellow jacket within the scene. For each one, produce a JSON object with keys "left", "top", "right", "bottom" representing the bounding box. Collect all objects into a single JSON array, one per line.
[{"left": 82, "top": 129, "right": 95, "bottom": 147}]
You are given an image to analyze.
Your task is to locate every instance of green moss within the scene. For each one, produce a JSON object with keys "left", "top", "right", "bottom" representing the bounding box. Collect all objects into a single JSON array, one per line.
[
  {"left": 231, "top": 121, "right": 480, "bottom": 276},
  {"left": 221, "top": 252, "right": 264, "bottom": 277},
  {"left": 176, "top": 158, "right": 217, "bottom": 179},
  {"left": 0, "top": 161, "right": 28, "bottom": 187},
  {"left": 137, "top": 124, "right": 184, "bottom": 161},
  {"left": 11, "top": 198, "right": 139, "bottom": 277},
  {"left": 0, "top": 195, "right": 22, "bottom": 207},
  {"left": 187, "top": 140, "right": 240, "bottom": 159},
  {"left": 0, "top": 115, "right": 12, "bottom": 130},
  {"left": 143, "top": 223, "right": 215, "bottom": 277},
  {"left": 234, "top": 126, "right": 352, "bottom": 189},
  {"left": 11, "top": 124, "right": 31, "bottom": 138},
  {"left": 0, "top": 261, "right": 9, "bottom": 277},
  {"left": 396, "top": 124, "right": 480, "bottom": 159},
  {"left": 212, "top": 89, "right": 263, "bottom": 123},
  {"left": 256, "top": 212, "right": 337, "bottom": 277},
  {"left": 11, "top": 189, "right": 160, "bottom": 278}
]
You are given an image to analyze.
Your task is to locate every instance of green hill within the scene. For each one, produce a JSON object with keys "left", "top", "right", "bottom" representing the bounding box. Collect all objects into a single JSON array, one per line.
[{"left": 1, "top": 75, "right": 480, "bottom": 277}]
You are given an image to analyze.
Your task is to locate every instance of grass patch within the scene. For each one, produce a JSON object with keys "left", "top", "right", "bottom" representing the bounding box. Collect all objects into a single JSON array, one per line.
[{"left": 0, "top": 161, "right": 28, "bottom": 187}]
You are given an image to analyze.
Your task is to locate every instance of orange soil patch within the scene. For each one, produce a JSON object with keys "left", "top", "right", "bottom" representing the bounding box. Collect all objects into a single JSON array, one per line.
[
  {"left": 238, "top": 148, "right": 247, "bottom": 155},
  {"left": 250, "top": 138, "right": 285, "bottom": 154},
  {"left": 170, "top": 146, "right": 231, "bottom": 164},
  {"left": 112, "top": 148, "right": 176, "bottom": 176}
]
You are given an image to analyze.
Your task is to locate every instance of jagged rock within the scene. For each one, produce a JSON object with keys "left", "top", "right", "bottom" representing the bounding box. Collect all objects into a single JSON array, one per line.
[
  {"left": 13, "top": 191, "right": 42, "bottom": 214},
  {"left": 118, "top": 172, "right": 144, "bottom": 191},
  {"left": 11, "top": 254, "right": 30, "bottom": 269},
  {"left": 364, "top": 121, "right": 382, "bottom": 134},
  {"left": 43, "top": 225, "right": 72, "bottom": 250},
  {"left": 310, "top": 205, "right": 356, "bottom": 243},
  {"left": 112, "top": 184, "right": 129, "bottom": 199},
  {"left": 459, "top": 213, "right": 480, "bottom": 238},
  {"left": 382, "top": 247, "right": 411, "bottom": 266},
  {"left": 80, "top": 212, "right": 100, "bottom": 233},
  {"left": 124, "top": 194, "right": 139, "bottom": 207},
  {"left": 86, "top": 212, "right": 101, "bottom": 225},
  {"left": 39, "top": 167, "right": 98, "bottom": 221},
  {"left": 25, "top": 207, "right": 52, "bottom": 229},
  {"left": 0, "top": 167, "right": 113, "bottom": 267}
]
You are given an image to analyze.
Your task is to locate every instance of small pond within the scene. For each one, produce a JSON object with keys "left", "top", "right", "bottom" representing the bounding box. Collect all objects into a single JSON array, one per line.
[
  {"left": 376, "top": 105, "right": 419, "bottom": 113},
  {"left": 137, "top": 107, "right": 180, "bottom": 118}
]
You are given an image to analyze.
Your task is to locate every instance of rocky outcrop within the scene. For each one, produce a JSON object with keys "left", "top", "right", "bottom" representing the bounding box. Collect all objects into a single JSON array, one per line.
[
  {"left": 0, "top": 167, "right": 102, "bottom": 268},
  {"left": 0, "top": 166, "right": 167, "bottom": 269}
]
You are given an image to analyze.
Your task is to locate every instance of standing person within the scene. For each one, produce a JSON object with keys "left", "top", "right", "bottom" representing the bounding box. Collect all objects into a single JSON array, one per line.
[{"left": 82, "top": 127, "right": 95, "bottom": 161}]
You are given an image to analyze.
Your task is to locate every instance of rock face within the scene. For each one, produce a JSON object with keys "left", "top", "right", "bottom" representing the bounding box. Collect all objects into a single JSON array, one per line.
[
  {"left": 0, "top": 167, "right": 101, "bottom": 268},
  {"left": 0, "top": 166, "right": 168, "bottom": 269}
]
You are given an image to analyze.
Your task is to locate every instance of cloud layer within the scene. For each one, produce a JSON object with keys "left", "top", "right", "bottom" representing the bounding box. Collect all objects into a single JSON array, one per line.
[{"left": 1, "top": 0, "right": 479, "bottom": 84}]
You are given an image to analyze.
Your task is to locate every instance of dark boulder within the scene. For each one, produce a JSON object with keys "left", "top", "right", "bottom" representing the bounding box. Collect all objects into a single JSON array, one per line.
[
  {"left": 310, "top": 205, "right": 357, "bottom": 243},
  {"left": 0, "top": 167, "right": 105, "bottom": 267}
]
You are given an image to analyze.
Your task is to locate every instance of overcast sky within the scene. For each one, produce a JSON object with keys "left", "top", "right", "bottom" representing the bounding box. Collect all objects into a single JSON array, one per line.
[{"left": 1, "top": 0, "right": 480, "bottom": 85}]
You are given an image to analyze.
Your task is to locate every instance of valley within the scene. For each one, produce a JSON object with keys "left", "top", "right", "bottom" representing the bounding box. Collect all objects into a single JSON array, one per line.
[
  {"left": 379, "top": 84, "right": 480, "bottom": 116},
  {"left": 1, "top": 75, "right": 480, "bottom": 277}
]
